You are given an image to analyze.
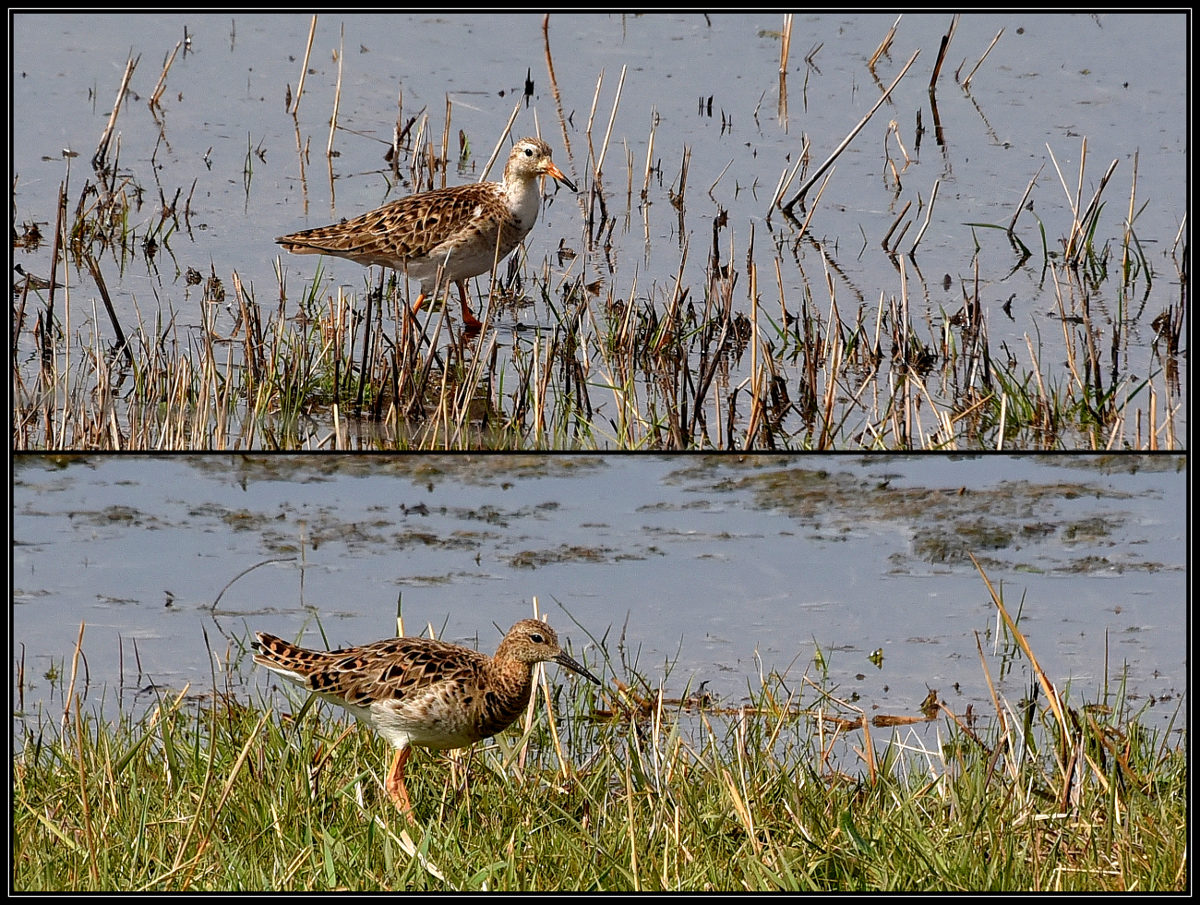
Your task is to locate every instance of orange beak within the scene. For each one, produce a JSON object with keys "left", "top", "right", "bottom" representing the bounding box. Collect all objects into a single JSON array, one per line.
[{"left": 543, "top": 161, "right": 577, "bottom": 193}]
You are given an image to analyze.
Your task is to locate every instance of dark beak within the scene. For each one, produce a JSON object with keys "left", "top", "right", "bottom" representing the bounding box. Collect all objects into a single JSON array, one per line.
[{"left": 555, "top": 651, "right": 602, "bottom": 685}]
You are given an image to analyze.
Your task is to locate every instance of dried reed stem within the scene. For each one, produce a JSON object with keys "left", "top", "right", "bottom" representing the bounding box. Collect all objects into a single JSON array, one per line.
[
  {"left": 542, "top": 14, "right": 574, "bottom": 169},
  {"left": 93, "top": 53, "right": 138, "bottom": 169},
  {"left": 909, "top": 178, "right": 940, "bottom": 253},
  {"left": 595, "top": 65, "right": 627, "bottom": 178},
  {"left": 149, "top": 40, "right": 183, "bottom": 109},
  {"left": 326, "top": 23, "right": 344, "bottom": 158},
  {"left": 928, "top": 14, "right": 958, "bottom": 91},
  {"left": 960, "top": 28, "right": 1004, "bottom": 90},
  {"left": 869, "top": 15, "right": 901, "bottom": 69},
  {"left": 1007, "top": 163, "right": 1043, "bottom": 235},
  {"left": 480, "top": 100, "right": 524, "bottom": 182},
  {"left": 292, "top": 15, "right": 318, "bottom": 115}
]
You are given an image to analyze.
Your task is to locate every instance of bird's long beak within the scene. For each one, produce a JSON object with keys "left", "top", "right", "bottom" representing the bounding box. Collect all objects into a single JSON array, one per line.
[
  {"left": 555, "top": 650, "right": 602, "bottom": 685},
  {"left": 544, "top": 161, "right": 578, "bottom": 194}
]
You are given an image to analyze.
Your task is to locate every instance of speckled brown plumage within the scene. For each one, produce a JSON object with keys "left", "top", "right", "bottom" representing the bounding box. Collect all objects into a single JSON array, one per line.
[
  {"left": 275, "top": 137, "right": 576, "bottom": 329},
  {"left": 251, "top": 618, "right": 599, "bottom": 819}
]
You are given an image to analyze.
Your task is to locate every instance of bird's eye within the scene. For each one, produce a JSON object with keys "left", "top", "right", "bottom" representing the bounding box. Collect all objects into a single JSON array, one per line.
[
  {"left": 524, "top": 147, "right": 534, "bottom": 157},
  {"left": 530, "top": 633, "right": 544, "bottom": 643}
]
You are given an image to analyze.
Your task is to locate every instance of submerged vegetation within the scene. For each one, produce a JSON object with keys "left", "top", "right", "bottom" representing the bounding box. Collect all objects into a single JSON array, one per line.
[
  {"left": 12, "top": 560, "right": 1187, "bottom": 891},
  {"left": 10, "top": 15, "right": 1186, "bottom": 450}
]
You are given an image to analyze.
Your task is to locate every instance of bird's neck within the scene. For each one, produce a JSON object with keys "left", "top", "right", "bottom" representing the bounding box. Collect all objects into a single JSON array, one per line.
[
  {"left": 477, "top": 661, "right": 535, "bottom": 736},
  {"left": 504, "top": 176, "right": 543, "bottom": 230}
]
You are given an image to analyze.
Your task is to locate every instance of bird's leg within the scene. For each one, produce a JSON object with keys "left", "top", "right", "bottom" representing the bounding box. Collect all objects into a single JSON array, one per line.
[
  {"left": 400, "top": 292, "right": 425, "bottom": 345},
  {"left": 385, "top": 746, "right": 417, "bottom": 823},
  {"left": 455, "top": 281, "right": 483, "bottom": 330}
]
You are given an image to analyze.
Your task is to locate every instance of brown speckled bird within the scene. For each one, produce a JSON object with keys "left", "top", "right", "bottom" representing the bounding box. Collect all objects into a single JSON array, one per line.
[
  {"left": 275, "top": 137, "right": 576, "bottom": 329},
  {"left": 251, "top": 618, "right": 600, "bottom": 818}
]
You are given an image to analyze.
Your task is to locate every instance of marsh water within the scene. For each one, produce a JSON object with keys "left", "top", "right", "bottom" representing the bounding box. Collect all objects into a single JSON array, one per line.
[
  {"left": 13, "top": 453, "right": 1186, "bottom": 745},
  {"left": 10, "top": 12, "right": 1187, "bottom": 448}
]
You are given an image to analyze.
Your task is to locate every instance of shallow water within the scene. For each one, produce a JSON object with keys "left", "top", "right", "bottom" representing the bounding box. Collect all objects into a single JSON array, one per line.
[
  {"left": 13, "top": 453, "right": 1186, "bottom": 743},
  {"left": 11, "top": 12, "right": 1187, "bottom": 447}
]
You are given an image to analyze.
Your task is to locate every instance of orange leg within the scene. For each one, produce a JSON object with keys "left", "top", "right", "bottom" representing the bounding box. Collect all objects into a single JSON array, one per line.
[
  {"left": 385, "top": 746, "right": 417, "bottom": 822},
  {"left": 455, "top": 281, "right": 483, "bottom": 330},
  {"left": 399, "top": 292, "right": 424, "bottom": 344},
  {"left": 409, "top": 286, "right": 480, "bottom": 330}
]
